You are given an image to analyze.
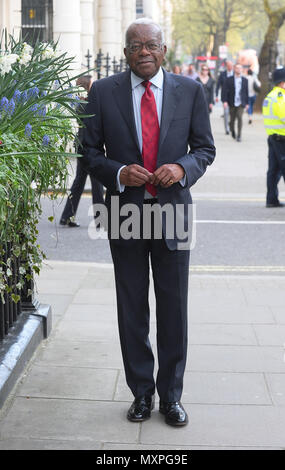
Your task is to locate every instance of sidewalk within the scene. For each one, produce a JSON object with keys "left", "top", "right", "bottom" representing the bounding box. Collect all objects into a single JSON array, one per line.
[{"left": 0, "top": 260, "right": 285, "bottom": 450}]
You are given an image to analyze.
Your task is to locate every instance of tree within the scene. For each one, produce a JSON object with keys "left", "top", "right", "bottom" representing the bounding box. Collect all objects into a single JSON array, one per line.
[
  {"left": 172, "top": 0, "right": 258, "bottom": 60},
  {"left": 256, "top": 0, "right": 285, "bottom": 110}
]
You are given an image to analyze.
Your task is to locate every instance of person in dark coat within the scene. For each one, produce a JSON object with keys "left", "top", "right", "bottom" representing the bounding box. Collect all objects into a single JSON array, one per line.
[
  {"left": 60, "top": 75, "right": 104, "bottom": 227},
  {"left": 83, "top": 18, "right": 215, "bottom": 426},
  {"left": 196, "top": 64, "right": 215, "bottom": 113},
  {"left": 222, "top": 63, "right": 249, "bottom": 142}
]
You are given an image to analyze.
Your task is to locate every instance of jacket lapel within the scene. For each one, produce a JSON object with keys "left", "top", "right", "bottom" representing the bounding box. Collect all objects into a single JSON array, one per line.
[
  {"left": 158, "top": 70, "right": 181, "bottom": 161},
  {"left": 112, "top": 71, "right": 141, "bottom": 155}
]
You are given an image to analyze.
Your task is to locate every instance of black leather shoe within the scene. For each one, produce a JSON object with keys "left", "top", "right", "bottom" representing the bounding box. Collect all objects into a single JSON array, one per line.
[
  {"left": 60, "top": 218, "right": 80, "bottom": 227},
  {"left": 266, "top": 202, "right": 285, "bottom": 208},
  {"left": 237, "top": 136, "right": 241, "bottom": 142},
  {"left": 127, "top": 395, "right": 155, "bottom": 422},
  {"left": 159, "top": 401, "right": 188, "bottom": 427},
  {"left": 231, "top": 130, "right": 236, "bottom": 139}
]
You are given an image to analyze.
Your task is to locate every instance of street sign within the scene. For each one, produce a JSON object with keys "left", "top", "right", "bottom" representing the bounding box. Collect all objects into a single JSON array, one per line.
[{"left": 219, "top": 45, "right": 228, "bottom": 59}]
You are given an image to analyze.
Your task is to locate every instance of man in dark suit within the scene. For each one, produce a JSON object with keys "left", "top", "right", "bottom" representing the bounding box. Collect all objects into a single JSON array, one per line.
[
  {"left": 60, "top": 76, "right": 104, "bottom": 227},
  {"left": 215, "top": 60, "right": 233, "bottom": 134},
  {"left": 83, "top": 18, "right": 215, "bottom": 426},
  {"left": 222, "top": 63, "right": 249, "bottom": 142}
]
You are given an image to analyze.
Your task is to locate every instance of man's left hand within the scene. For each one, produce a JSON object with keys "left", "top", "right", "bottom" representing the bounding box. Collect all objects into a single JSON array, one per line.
[{"left": 152, "top": 164, "right": 185, "bottom": 188}]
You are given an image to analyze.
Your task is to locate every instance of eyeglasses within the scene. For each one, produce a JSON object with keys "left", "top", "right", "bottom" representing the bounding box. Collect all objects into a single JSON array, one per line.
[{"left": 126, "top": 42, "right": 163, "bottom": 54}]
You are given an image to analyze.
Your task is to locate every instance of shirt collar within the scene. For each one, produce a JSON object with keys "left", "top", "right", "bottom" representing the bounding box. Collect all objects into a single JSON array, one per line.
[{"left": 131, "top": 67, "right": 164, "bottom": 90}]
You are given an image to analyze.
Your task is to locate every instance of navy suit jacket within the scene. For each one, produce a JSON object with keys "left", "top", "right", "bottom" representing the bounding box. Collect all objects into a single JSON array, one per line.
[
  {"left": 222, "top": 75, "right": 249, "bottom": 108},
  {"left": 83, "top": 69, "right": 216, "bottom": 249}
]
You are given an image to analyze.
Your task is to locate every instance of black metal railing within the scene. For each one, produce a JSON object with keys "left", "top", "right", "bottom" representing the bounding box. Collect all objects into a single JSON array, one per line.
[
  {"left": 83, "top": 49, "right": 129, "bottom": 80},
  {"left": 0, "top": 243, "right": 36, "bottom": 341}
]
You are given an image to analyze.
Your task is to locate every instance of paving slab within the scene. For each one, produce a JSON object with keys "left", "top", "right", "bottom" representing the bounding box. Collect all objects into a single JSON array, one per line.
[
  {"left": 188, "top": 324, "right": 258, "bottom": 345},
  {"left": 0, "top": 397, "right": 140, "bottom": 444},
  {"left": 188, "top": 304, "right": 275, "bottom": 325},
  {"left": 253, "top": 325, "right": 285, "bottom": 346},
  {"left": 265, "top": 374, "right": 285, "bottom": 406},
  {"left": 0, "top": 438, "right": 102, "bottom": 450},
  {"left": 187, "top": 345, "right": 285, "bottom": 373},
  {"left": 270, "top": 308, "right": 285, "bottom": 324},
  {"left": 18, "top": 364, "right": 118, "bottom": 401},
  {"left": 139, "top": 405, "right": 285, "bottom": 448},
  {"left": 35, "top": 339, "right": 124, "bottom": 369},
  {"left": 102, "top": 443, "right": 282, "bottom": 451},
  {"left": 114, "top": 370, "right": 271, "bottom": 406}
]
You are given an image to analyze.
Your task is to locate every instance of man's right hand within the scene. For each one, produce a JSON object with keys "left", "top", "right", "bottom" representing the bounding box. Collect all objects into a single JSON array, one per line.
[
  {"left": 223, "top": 102, "right": 228, "bottom": 108},
  {"left": 120, "top": 164, "right": 153, "bottom": 187}
]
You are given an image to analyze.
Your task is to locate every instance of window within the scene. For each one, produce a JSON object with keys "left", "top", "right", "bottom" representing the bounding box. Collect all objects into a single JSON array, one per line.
[
  {"left": 21, "top": 0, "right": 53, "bottom": 45},
  {"left": 136, "top": 0, "right": 144, "bottom": 17}
]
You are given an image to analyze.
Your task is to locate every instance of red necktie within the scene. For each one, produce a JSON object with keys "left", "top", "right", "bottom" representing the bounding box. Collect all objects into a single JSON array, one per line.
[{"left": 141, "top": 80, "right": 160, "bottom": 196}]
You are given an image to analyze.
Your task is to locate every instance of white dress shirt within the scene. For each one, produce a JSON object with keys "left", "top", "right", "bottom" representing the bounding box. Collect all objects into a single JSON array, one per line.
[
  {"left": 234, "top": 75, "right": 242, "bottom": 107},
  {"left": 117, "top": 67, "right": 186, "bottom": 197}
]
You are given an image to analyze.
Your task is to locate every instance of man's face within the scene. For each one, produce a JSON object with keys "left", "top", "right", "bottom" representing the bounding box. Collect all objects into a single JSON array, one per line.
[
  {"left": 226, "top": 62, "right": 233, "bottom": 72},
  {"left": 234, "top": 64, "right": 242, "bottom": 76},
  {"left": 124, "top": 24, "right": 167, "bottom": 80}
]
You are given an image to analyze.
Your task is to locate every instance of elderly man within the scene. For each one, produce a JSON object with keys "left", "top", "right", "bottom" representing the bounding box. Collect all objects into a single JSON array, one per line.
[{"left": 83, "top": 18, "right": 215, "bottom": 426}]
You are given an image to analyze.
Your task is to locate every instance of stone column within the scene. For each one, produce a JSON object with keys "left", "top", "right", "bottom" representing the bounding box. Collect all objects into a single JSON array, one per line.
[
  {"left": 0, "top": 0, "right": 5, "bottom": 32},
  {"left": 143, "top": 0, "right": 154, "bottom": 18},
  {"left": 93, "top": 0, "right": 99, "bottom": 57},
  {"left": 53, "top": 0, "right": 82, "bottom": 71},
  {"left": 98, "top": 0, "right": 119, "bottom": 58},
  {"left": 116, "top": 0, "right": 123, "bottom": 58},
  {"left": 80, "top": 0, "right": 95, "bottom": 70},
  {"left": 0, "top": 0, "right": 21, "bottom": 37},
  {"left": 121, "top": 0, "right": 136, "bottom": 46}
]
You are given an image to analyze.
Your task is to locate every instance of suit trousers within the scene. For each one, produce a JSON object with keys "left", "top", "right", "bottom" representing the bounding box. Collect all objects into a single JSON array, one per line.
[
  {"left": 61, "top": 156, "right": 104, "bottom": 221},
  {"left": 109, "top": 226, "right": 190, "bottom": 402},
  {"left": 266, "top": 136, "right": 285, "bottom": 205},
  {"left": 224, "top": 105, "right": 230, "bottom": 133},
  {"left": 229, "top": 105, "right": 244, "bottom": 138}
]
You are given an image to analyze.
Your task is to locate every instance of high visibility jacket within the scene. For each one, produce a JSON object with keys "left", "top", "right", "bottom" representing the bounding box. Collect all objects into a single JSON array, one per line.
[{"left": 262, "top": 86, "right": 285, "bottom": 136}]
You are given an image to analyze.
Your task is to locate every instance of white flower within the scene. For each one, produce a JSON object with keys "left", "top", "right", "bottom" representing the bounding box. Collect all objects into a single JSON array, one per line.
[
  {"left": 18, "top": 43, "right": 33, "bottom": 65},
  {"left": 18, "top": 53, "right": 32, "bottom": 65},
  {"left": 30, "top": 181, "right": 38, "bottom": 190},
  {"left": 41, "top": 45, "right": 56, "bottom": 60},
  {"left": 22, "top": 43, "right": 33, "bottom": 56},
  {"left": 0, "top": 53, "right": 19, "bottom": 75}
]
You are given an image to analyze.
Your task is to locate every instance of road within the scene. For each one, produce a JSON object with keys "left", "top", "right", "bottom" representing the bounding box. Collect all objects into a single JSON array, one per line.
[{"left": 38, "top": 105, "right": 285, "bottom": 273}]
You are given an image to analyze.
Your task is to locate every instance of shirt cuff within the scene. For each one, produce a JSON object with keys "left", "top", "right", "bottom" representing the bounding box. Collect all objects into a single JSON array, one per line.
[
  {"left": 179, "top": 174, "right": 187, "bottom": 188},
  {"left": 116, "top": 165, "right": 126, "bottom": 193}
]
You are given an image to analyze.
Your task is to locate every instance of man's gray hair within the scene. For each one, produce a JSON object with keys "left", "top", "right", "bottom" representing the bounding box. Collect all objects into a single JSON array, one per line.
[{"left": 125, "top": 17, "right": 165, "bottom": 45}]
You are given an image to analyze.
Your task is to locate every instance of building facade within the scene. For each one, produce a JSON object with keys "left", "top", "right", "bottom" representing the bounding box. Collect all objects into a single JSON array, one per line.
[{"left": 0, "top": 0, "right": 172, "bottom": 71}]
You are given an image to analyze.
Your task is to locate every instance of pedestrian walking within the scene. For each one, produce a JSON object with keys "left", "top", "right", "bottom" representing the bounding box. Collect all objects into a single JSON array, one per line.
[
  {"left": 247, "top": 69, "right": 261, "bottom": 124},
  {"left": 83, "top": 18, "right": 215, "bottom": 426},
  {"left": 262, "top": 67, "right": 285, "bottom": 208},
  {"left": 172, "top": 64, "right": 182, "bottom": 75},
  {"left": 60, "top": 76, "right": 105, "bottom": 227},
  {"left": 196, "top": 64, "right": 215, "bottom": 113},
  {"left": 222, "top": 63, "right": 249, "bottom": 142},
  {"left": 186, "top": 63, "right": 198, "bottom": 80},
  {"left": 215, "top": 61, "right": 234, "bottom": 134}
]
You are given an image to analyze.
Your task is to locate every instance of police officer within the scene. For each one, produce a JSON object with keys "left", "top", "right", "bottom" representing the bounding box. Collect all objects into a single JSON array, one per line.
[{"left": 262, "top": 67, "right": 285, "bottom": 208}]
